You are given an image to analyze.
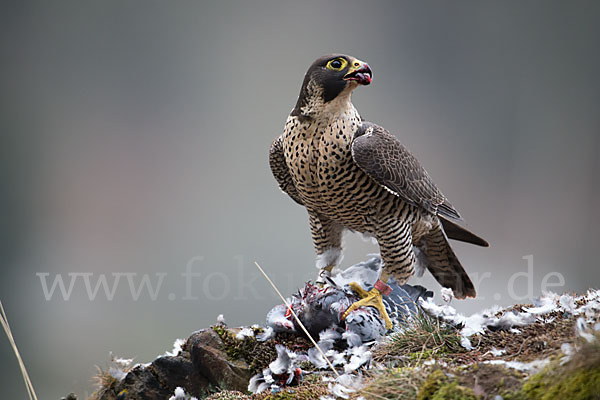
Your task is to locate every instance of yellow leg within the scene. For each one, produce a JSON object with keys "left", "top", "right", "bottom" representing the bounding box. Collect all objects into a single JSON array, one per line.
[{"left": 342, "top": 281, "right": 393, "bottom": 329}]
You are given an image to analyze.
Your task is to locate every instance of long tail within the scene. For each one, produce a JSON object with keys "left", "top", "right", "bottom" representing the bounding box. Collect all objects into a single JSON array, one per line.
[
  {"left": 439, "top": 216, "right": 489, "bottom": 247},
  {"left": 420, "top": 225, "right": 476, "bottom": 299}
]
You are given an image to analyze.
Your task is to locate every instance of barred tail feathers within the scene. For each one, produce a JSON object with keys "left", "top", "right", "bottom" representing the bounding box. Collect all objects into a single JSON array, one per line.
[{"left": 421, "top": 226, "right": 476, "bottom": 299}]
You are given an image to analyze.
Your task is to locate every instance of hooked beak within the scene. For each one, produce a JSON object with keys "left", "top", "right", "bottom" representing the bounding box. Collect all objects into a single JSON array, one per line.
[{"left": 344, "top": 60, "right": 372, "bottom": 85}]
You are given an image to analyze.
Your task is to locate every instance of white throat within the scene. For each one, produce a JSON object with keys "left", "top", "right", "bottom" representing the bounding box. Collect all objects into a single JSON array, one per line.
[{"left": 300, "top": 82, "right": 358, "bottom": 122}]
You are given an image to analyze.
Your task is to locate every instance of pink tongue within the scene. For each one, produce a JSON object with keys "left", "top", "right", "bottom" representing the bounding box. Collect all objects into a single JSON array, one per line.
[{"left": 357, "top": 73, "right": 371, "bottom": 83}]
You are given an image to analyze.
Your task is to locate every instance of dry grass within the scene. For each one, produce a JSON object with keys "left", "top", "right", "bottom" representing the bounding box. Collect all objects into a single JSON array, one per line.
[
  {"left": 89, "top": 367, "right": 120, "bottom": 400},
  {"left": 354, "top": 367, "right": 429, "bottom": 400},
  {"left": 0, "top": 300, "right": 38, "bottom": 400}
]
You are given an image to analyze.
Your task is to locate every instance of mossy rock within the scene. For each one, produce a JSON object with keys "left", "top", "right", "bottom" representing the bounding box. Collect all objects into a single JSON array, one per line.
[
  {"left": 212, "top": 325, "right": 277, "bottom": 373},
  {"left": 521, "top": 362, "right": 600, "bottom": 399}
]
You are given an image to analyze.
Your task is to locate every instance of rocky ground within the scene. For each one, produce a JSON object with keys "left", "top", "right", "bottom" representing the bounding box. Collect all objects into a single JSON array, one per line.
[{"left": 78, "top": 286, "right": 600, "bottom": 400}]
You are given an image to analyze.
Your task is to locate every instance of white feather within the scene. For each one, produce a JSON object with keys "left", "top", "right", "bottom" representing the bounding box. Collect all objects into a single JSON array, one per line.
[
  {"left": 441, "top": 288, "right": 454, "bottom": 303},
  {"left": 342, "top": 331, "right": 363, "bottom": 348},
  {"left": 168, "top": 387, "right": 186, "bottom": 400},
  {"left": 235, "top": 327, "right": 254, "bottom": 340},
  {"left": 308, "top": 347, "right": 328, "bottom": 369},
  {"left": 489, "top": 347, "right": 506, "bottom": 356},
  {"left": 269, "top": 345, "right": 294, "bottom": 375},
  {"left": 344, "top": 346, "right": 371, "bottom": 373},
  {"left": 484, "top": 359, "right": 550, "bottom": 373},
  {"left": 256, "top": 326, "right": 275, "bottom": 342},
  {"left": 164, "top": 338, "right": 185, "bottom": 357},
  {"left": 316, "top": 248, "right": 343, "bottom": 270},
  {"left": 576, "top": 317, "right": 596, "bottom": 343}
]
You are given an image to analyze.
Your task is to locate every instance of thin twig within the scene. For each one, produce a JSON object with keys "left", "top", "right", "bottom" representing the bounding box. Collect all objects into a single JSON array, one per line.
[
  {"left": 0, "top": 300, "right": 38, "bottom": 400},
  {"left": 254, "top": 261, "right": 341, "bottom": 378}
]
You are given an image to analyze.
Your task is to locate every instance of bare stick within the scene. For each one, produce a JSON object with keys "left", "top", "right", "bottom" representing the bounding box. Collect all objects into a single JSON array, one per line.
[
  {"left": 0, "top": 301, "right": 38, "bottom": 400},
  {"left": 254, "top": 261, "right": 340, "bottom": 378}
]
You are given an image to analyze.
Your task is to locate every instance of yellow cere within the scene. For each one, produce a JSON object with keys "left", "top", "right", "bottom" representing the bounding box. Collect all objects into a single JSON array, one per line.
[{"left": 326, "top": 57, "right": 348, "bottom": 71}]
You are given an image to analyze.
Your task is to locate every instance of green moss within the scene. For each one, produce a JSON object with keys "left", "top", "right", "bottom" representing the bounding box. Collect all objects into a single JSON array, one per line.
[
  {"left": 261, "top": 390, "right": 297, "bottom": 400},
  {"left": 211, "top": 326, "right": 276, "bottom": 373},
  {"left": 521, "top": 363, "right": 600, "bottom": 400},
  {"left": 417, "top": 370, "right": 447, "bottom": 400},
  {"left": 417, "top": 369, "right": 476, "bottom": 400},
  {"left": 432, "top": 381, "right": 477, "bottom": 400},
  {"left": 504, "top": 335, "right": 600, "bottom": 400},
  {"left": 407, "top": 349, "right": 436, "bottom": 361}
]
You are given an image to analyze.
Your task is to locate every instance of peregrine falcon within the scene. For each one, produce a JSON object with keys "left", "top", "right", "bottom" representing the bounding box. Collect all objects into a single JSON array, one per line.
[{"left": 269, "top": 54, "right": 488, "bottom": 329}]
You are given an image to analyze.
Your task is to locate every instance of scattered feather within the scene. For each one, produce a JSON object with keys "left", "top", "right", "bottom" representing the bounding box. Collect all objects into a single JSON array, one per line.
[
  {"left": 342, "top": 331, "right": 362, "bottom": 348},
  {"left": 441, "top": 287, "right": 454, "bottom": 303},
  {"left": 484, "top": 358, "right": 550, "bottom": 373},
  {"left": 560, "top": 343, "right": 574, "bottom": 365},
  {"left": 576, "top": 317, "right": 596, "bottom": 343},
  {"left": 168, "top": 386, "right": 196, "bottom": 400},
  {"left": 235, "top": 327, "right": 254, "bottom": 340},
  {"left": 112, "top": 356, "right": 133, "bottom": 367},
  {"left": 308, "top": 346, "right": 328, "bottom": 369},
  {"left": 490, "top": 347, "right": 506, "bottom": 356},
  {"left": 256, "top": 326, "right": 274, "bottom": 341},
  {"left": 108, "top": 366, "right": 127, "bottom": 381},
  {"left": 164, "top": 339, "right": 185, "bottom": 357},
  {"left": 344, "top": 346, "right": 371, "bottom": 373},
  {"left": 248, "top": 374, "right": 269, "bottom": 394},
  {"left": 460, "top": 336, "right": 474, "bottom": 350},
  {"left": 269, "top": 345, "right": 294, "bottom": 375},
  {"left": 558, "top": 294, "right": 576, "bottom": 313}
]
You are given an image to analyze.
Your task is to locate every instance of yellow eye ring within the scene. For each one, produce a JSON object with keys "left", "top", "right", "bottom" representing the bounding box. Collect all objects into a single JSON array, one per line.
[{"left": 326, "top": 58, "right": 348, "bottom": 71}]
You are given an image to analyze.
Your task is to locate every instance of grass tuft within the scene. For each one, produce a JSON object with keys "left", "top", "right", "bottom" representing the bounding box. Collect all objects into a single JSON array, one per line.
[
  {"left": 355, "top": 367, "right": 428, "bottom": 400},
  {"left": 89, "top": 367, "right": 120, "bottom": 400},
  {"left": 374, "top": 312, "right": 464, "bottom": 366}
]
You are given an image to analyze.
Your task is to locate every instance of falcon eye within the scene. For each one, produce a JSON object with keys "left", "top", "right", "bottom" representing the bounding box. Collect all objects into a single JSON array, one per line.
[{"left": 326, "top": 58, "right": 348, "bottom": 71}]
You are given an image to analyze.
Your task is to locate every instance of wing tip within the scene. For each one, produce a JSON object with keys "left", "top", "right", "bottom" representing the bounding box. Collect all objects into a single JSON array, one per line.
[
  {"left": 438, "top": 201, "right": 462, "bottom": 221},
  {"left": 439, "top": 215, "right": 490, "bottom": 247}
]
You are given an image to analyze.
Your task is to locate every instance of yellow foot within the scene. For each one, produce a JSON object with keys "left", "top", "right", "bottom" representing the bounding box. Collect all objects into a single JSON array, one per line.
[{"left": 342, "top": 282, "right": 393, "bottom": 329}]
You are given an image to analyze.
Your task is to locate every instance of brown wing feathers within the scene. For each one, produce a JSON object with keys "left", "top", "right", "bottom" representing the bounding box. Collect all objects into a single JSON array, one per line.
[{"left": 351, "top": 122, "right": 461, "bottom": 220}]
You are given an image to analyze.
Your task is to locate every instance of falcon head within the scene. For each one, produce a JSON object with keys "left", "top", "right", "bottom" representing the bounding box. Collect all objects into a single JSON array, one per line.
[{"left": 292, "top": 54, "right": 372, "bottom": 118}]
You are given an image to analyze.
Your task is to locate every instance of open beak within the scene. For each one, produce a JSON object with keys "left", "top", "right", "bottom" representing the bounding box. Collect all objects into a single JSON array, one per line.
[{"left": 344, "top": 59, "right": 372, "bottom": 85}]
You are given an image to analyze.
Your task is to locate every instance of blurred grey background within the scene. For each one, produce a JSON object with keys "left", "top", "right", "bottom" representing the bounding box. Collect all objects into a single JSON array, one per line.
[{"left": 1, "top": 0, "right": 599, "bottom": 398}]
